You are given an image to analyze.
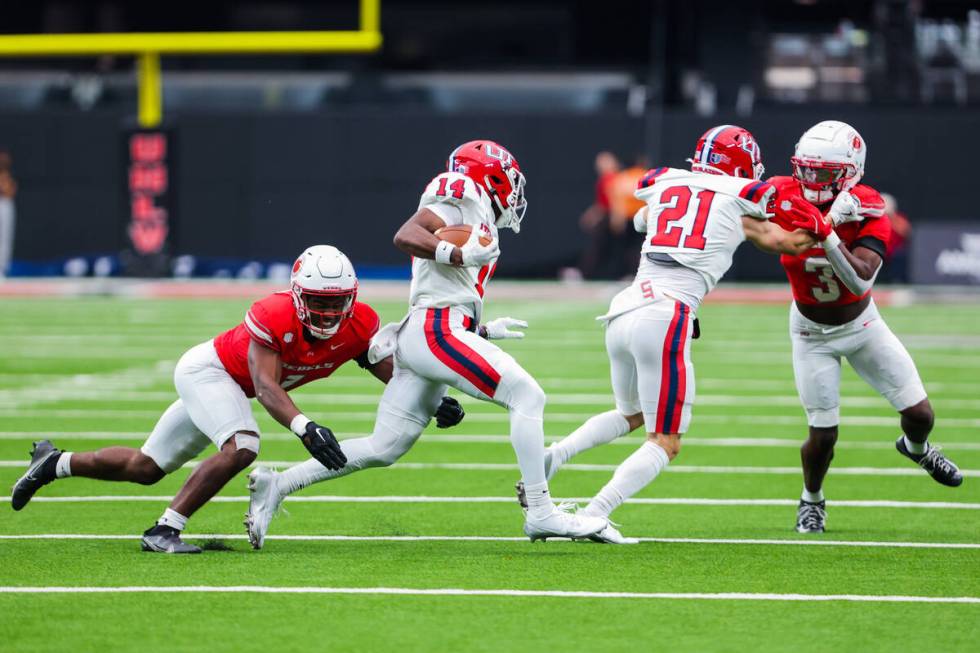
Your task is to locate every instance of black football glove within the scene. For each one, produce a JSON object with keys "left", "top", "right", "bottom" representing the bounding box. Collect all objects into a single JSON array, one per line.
[
  {"left": 434, "top": 396, "right": 465, "bottom": 429},
  {"left": 299, "top": 421, "right": 347, "bottom": 470}
]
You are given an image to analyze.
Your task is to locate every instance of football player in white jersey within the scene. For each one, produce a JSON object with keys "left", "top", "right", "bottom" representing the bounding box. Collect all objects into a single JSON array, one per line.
[
  {"left": 246, "top": 140, "right": 608, "bottom": 546},
  {"left": 520, "top": 125, "right": 819, "bottom": 543}
]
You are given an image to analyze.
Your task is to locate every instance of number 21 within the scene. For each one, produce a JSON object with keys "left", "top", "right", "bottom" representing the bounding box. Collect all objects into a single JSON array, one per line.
[{"left": 649, "top": 187, "right": 714, "bottom": 250}]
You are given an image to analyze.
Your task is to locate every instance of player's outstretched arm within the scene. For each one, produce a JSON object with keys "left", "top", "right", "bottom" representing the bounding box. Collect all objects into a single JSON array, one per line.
[
  {"left": 248, "top": 340, "right": 346, "bottom": 469},
  {"left": 742, "top": 217, "right": 815, "bottom": 255},
  {"left": 393, "top": 208, "right": 463, "bottom": 264},
  {"left": 817, "top": 234, "right": 882, "bottom": 295}
]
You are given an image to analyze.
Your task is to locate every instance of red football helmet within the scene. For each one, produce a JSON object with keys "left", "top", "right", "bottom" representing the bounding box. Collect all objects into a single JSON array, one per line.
[
  {"left": 447, "top": 140, "right": 527, "bottom": 233},
  {"left": 690, "top": 125, "right": 764, "bottom": 180}
]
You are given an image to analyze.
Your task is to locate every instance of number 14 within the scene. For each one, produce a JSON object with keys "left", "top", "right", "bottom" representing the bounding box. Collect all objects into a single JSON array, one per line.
[{"left": 649, "top": 187, "right": 715, "bottom": 250}]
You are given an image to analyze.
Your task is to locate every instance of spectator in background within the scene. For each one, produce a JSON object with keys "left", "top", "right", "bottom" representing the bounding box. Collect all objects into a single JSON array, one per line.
[
  {"left": 881, "top": 192, "right": 911, "bottom": 283},
  {"left": 575, "top": 151, "right": 621, "bottom": 279},
  {"left": 0, "top": 150, "right": 16, "bottom": 279},
  {"left": 607, "top": 155, "right": 650, "bottom": 278}
]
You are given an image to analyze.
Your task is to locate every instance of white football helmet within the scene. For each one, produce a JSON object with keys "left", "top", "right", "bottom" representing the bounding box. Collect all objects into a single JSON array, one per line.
[
  {"left": 289, "top": 245, "right": 357, "bottom": 339},
  {"left": 791, "top": 120, "right": 866, "bottom": 204}
]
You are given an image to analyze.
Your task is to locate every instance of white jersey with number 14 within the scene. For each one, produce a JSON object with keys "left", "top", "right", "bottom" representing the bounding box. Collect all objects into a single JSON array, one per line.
[{"left": 409, "top": 172, "right": 499, "bottom": 322}]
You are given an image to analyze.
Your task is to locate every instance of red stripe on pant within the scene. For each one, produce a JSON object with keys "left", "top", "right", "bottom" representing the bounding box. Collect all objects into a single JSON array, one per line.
[
  {"left": 424, "top": 308, "right": 501, "bottom": 397},
  {"left": 655, "top": 302, "right": 687, "bottom": 434}
]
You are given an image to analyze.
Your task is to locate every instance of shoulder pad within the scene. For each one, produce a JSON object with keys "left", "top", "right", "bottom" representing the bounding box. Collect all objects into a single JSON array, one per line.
[
  {"left": 851, "top": 184, "right": 885, "bottom": 217},
  {"left": 766, "top": 175, "right": 798, "bottom": 193},
  {"left": 636, "top": 166, "right": 671, "bottom": 191}
]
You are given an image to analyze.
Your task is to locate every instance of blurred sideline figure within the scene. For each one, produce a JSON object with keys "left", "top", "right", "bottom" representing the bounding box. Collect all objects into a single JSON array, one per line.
[
  {"left": 881, "top": 192, "right": 912, "bottom": 283},
  {"left": 0, "top": 150, "right": 16, "bottom": 279},
  {"left": 11, "top": 246, "right": 465, "bottom": 553},
  {"left": 247, "top": 140, "right": 609, "bottom": 547},
  {"left": 607, "top": 155, "right": 650, "bottom": 278},
  {"left": 524, "top": 125, "right": 818, "bottom": 543},
  {"left": 576, "top": 151, "right": 621, "bottom": 279},
  {"left": 768, "top": 121, "right": 962, "bottom": 534}
]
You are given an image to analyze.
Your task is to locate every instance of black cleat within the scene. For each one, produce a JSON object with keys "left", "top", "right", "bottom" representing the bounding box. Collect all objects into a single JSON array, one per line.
[
  {"left": 896, "top": 437, "right": 963, "bottom": 487},
  {"left": 795, "top": 499, "right": 826, "bottom": 533},
  {"left": 11, "top": 440, "right": 61, "bottom": 511},
  {"left": 140, "top": 525, "right": 202, "bottom": 554}
]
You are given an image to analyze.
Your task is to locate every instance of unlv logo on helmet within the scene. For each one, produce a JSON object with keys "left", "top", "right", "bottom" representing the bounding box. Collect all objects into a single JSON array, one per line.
[
  {"left": 292, "top": 258, "right": 303, "bottom": 274},
  {"left": 852, "top": 135, "right": 862, "bottom": 151}
]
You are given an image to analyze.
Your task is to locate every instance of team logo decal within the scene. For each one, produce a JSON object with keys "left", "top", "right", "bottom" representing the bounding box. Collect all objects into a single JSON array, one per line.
[
  {"left": 284, "top": 332, "right": 294, "bottom": 343},
  {"left": 292, "top": 258, "right": 303, "bottom": 274},
  {"left": 483, "top": 144, "right": 513, "bottom": 165},
  {"left": 852, "top": 135, "right": 862, "bottom": 150}
]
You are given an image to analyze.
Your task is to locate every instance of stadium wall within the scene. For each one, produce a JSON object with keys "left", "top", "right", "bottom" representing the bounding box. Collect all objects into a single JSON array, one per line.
[{"left": 2, "top": 106, "right": 976, "bottom": 278}]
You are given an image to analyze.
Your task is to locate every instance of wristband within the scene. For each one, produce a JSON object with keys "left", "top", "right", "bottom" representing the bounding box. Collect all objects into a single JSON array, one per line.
[
  {"left": 823, "top": 231, "right": 841, "bottom": 250},
  {"left": 435, "top": 240, "right": 456, "bottom": 265},
  {"left": 290, "top": 413, "right": 312, "bottom": 437}
]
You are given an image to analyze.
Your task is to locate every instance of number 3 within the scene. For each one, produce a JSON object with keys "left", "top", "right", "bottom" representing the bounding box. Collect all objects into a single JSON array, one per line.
[{"left": 804, "top": 258, "right": 841, "bottom": 302}]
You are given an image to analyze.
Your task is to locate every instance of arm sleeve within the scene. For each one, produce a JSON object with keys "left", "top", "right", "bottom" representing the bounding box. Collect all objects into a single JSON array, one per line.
[
  {"left": 824, "top": 234, "right": 880, "bottom": 296},
  {"left": 243, "top": 303, "right": 282, "bottom": 352}
]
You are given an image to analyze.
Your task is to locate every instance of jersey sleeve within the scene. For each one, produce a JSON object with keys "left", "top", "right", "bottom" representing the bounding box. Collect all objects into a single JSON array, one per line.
[
  {"left": 349, "top": 302, "right": 381, "bottom": 359},
  {"left": 732, "top": 180, "right": 776, "bottom": 220},
  {"left": 418, "top": 172, "right": 486, "bottom": 227},
  {"left": 244, "top": 300, "right": 284, "bottom": 352},
  {"left": 854, "top": 215, "right": 891, "bottom": 257}
]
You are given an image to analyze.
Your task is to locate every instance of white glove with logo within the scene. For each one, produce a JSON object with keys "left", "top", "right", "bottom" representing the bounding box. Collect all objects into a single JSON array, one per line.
[
  {"left": 483, "top": 317, "right": 528, "bottom": 339},
  {"left": 459, "top": 228, "right": 500, "bottom": 267},
  {"left": 827, "top": 191, "right": 861, "bottom": 227}
]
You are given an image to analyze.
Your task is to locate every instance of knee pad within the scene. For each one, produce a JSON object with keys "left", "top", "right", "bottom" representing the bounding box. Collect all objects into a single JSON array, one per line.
[
  {"left": 233, "top": 432, "right": 260, "bottom": 455},
  {"left": 497, "top": 364, "right": 546, "bottom": 417},
  {"left": 365, "top": 404, "right": 426, "bottom": 467}
]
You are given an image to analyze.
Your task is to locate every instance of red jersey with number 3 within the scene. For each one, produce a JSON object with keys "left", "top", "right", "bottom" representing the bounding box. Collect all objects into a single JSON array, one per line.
[
  {"left": 768, "top": 176, "right": 890, "bottom": 306},
  {"left": 213, "top": 291, "right": 380, "bottom": 397}
]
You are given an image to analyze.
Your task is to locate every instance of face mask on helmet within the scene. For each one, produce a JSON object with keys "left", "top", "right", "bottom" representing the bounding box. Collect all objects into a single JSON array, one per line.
[
  {"left": 791, "top": 158, "right": 853, "bottom": 204},
  {"left": 493, "top": 167, "right": 527, "bottom": 233},
  {"left": 293, "top": 288, "right": 356, "bottom": 339}
]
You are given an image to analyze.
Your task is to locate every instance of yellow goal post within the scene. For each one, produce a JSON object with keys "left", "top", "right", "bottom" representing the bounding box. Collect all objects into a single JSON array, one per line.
[{"left": 0, "top": 0, "right": 382, "bottom": 127}]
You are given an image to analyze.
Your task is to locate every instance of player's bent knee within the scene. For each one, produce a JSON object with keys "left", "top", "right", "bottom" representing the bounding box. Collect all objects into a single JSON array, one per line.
[
  {"left": 501, "top": 372, "right": 546, "bottom": 417},
  {"left": 901, "top": 400, "right": 934, "bottom": 428},
  {"left": 130, "top": 454, "right": 166, "bottom": 485},
  {"left": 625, "top": 413, "right": 645, "bottom": 432},
  {"left": 223, "top": 432, "right": 260, "bottom": 469}
]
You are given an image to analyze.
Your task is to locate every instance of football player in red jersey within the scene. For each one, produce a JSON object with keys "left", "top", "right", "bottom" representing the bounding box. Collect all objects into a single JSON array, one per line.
[
  {"left": 769, "top": 121, "right": 963, "bottom": 534},
  {"left": 10, "top": 245, "right": 464, "bottom": 553}
]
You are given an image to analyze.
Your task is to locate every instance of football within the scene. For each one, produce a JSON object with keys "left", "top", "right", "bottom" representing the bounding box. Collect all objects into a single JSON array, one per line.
[{"left": 434, "top": 224, "right": 493, "bottom": 248}]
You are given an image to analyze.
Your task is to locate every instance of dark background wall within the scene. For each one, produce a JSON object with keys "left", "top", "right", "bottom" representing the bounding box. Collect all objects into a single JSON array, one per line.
[{"left": 2, "top": 106, "right": 977, "bottom": 278}]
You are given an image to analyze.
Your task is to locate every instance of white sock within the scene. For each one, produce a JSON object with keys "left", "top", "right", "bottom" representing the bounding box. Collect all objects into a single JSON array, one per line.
[
  {"left": 581, "top": 441, "right": 669, "bottom": 518},
  {"left": 55, "top": 452, "right": 73, "bottom": 478},
  {"left": 801, "top": 487, "right": 824, "bottom": 503},
  {"left": 904, "top": 435, "right": 927, "bottom": 455},
  {"left": 546, "top": 410, "right": 631, "bottom": 480},
  {"left": 157, "top": 508, "right": 188, "bottom": 531},
  {"left": 277, "top": 436, "right": 376, "bottom": 495},
  {"left": 523, "top": 481, "right": 554, "bottom": 519}
]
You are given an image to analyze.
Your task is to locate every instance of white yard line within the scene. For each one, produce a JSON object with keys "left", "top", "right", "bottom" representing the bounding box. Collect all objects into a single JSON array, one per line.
[
  {"left": 2, "top": 409, "right": 977, "bottom": 428},
  {"left": 6, "top": 390, "right": 980, "bottom": 411},
  {"left": 0, "top": 585, "right": 976, "bottom": 604},
  {"left": 1, "top": 533, "right": 977, "bottom": 550},
  {"left": 0, "top": 459, "right": 973, "bottom": 478},
  {"left": 2, "top": 431, "right": 978, "bottom": 451},
  {"left": 20, "top": 495, "right": 980, "bottom": 509}
]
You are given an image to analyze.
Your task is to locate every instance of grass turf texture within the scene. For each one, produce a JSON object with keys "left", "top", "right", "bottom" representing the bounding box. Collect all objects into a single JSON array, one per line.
[{"left": 1, "top": 294, "right": 978, "bottom": 651}]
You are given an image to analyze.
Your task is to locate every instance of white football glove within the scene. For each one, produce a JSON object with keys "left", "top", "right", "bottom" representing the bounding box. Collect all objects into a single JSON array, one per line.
[
  {"left": 632, "top": 206, "right": 649, "bottom": 233},
  {"left": 827, "top": 191, "right": 862, "bottom": 227},
  {"left": 483, "top": 317, "right": 528, "bottom": 340},
  {"left": 458, "top": 228, "right": 499, "bottom": 267}
]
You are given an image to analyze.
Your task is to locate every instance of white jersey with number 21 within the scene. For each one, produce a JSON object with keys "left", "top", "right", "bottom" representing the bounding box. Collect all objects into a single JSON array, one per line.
[
  {"left": 410, "top": 172, "right": 499, "bottom": 322},
  {"left": 604, "top": 167, "right": 775, "bottom": 319}
]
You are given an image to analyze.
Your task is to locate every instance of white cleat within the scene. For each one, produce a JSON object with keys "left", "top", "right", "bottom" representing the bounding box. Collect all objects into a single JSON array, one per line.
[
  {"left": 523, "top": 506, "right": 607, "bottom": 542},
  {"left": 245, "top": 466, "right": 284, "bottom": 550},
  {"left": 587, "top": 522, "right": 639, "bottom": 545}
]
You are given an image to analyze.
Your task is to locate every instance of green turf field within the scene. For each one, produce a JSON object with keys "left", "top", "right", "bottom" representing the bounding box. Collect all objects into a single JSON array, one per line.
[{"left": 1, "top": 292, "right": 978, "bottom": 651}]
